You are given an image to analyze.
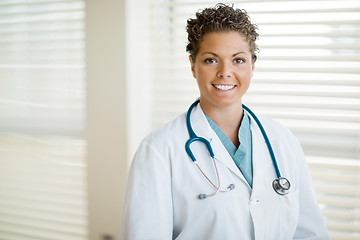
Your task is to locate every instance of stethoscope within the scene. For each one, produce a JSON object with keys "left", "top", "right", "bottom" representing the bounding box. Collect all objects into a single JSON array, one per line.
[{"left": 185, "top": 99, "right": 291, "bottom": 199}]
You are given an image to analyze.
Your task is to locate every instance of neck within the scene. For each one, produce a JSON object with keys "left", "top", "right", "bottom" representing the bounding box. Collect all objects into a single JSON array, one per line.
[{"left": 201, "top": 101, "right": 244, "bottom": 148}]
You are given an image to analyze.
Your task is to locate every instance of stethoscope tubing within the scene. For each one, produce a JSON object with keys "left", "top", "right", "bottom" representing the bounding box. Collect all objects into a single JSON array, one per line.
[
  {"left": 241, "top": 104, "right": 282, "bottom": 179},
  {"left": 185, "top": 100, "right": 290, "bottom": 197},
  {"left": 185, "top": 100, "right": 215, "bottom": 162}
]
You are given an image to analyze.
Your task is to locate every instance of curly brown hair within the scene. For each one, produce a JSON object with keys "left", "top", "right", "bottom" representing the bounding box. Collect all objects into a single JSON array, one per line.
[{"left": 186, "top": 3, "right": 259, "bottom": 62}]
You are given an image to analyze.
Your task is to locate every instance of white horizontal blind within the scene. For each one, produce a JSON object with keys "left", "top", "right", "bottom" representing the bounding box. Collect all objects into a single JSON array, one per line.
[
  {"left": 148, "top": 0, "right": 360, "bottom": 239},
  {"left": 0, "top": 1, "right": 87, "bottom": 240}
]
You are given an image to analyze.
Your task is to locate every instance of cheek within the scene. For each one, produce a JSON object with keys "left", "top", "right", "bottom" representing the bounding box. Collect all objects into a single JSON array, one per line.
[
  {"left": 245, "top": 65, "right": 254, "bottom": 78},
  {"left": 235, "top": 68, "right": 253, "bottom": 80},
  {"left": 234, "top": 69, "right": 253, "bottom": 90},
  {"left": 196, "top": 75, "right": 206, "bottom": 88},
  {"left": 195, "top": 68, "right": 209, "bottom": 82}
]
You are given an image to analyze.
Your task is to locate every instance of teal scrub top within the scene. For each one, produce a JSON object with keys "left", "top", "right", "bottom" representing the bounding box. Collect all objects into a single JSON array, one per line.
[{"left": 205, "top": 111, "right": 253, "bottom": 187}]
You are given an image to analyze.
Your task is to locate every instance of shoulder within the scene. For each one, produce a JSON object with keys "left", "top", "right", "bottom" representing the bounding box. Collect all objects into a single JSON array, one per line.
[
  {"left": 254, "top": 114, "right": 305, "bottom": 171},
  {"left": 257, "top": 115, "right": 292, "bottom": 134},
  {"left": 144, "top": 112, "right": 188, "bottom": 145},
  {"left": 135, "top": 112, "right": 189, "bottom": 160},
  {"left": 130, "top": 113, "right": 188, "bottom": 170},
  {"left": 255, "top": 114, "right": 301, "bottom": 147}
]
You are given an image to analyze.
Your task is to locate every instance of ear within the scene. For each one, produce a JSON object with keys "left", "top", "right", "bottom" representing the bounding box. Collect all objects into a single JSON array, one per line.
[
  {"left": 189, "top": 55, "right": 196, "bottom": 78},
  {"left": 251, "top": 63, "right": 255, "bottom": 77}
]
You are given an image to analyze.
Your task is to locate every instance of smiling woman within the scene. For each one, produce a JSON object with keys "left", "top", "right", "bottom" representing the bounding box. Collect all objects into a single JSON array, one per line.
[
  {"left": 136, "top": 1, "right": 360, "bottom": 239},
  {"left": 122, "top": 3, "right": 329, "bottom": 240}
]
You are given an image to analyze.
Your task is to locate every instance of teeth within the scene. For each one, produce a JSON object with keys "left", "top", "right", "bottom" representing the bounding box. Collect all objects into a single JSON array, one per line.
[{"left": 214, "top": 84, "right": 235, "bottom": 91}]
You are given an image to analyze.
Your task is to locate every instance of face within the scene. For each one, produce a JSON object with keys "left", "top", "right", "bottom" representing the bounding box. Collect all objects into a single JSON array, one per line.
[{"left": 189, "top": 31, "right": 255, "bottom": 111}]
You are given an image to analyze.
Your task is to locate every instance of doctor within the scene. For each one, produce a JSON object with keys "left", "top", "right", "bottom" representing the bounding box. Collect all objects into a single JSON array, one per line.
[{"left": 122, "top": 4, "right": 329, "bottom": 240}]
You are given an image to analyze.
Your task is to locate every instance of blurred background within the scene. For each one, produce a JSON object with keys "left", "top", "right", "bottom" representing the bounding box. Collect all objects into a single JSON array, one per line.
[{"left": 0, "top": 0, "right": 359, "bottom": 239}]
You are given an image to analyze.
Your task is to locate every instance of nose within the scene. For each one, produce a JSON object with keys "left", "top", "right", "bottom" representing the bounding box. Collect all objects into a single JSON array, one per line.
[{"left": 217, "top": 61, "right": 232, "bottom": 79}]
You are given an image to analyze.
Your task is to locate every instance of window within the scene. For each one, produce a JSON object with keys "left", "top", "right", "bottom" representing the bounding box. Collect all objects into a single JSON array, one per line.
[
  {"left": 0, "top": 1, "right": 87, "bottom": 239},
  {"left": 147, "top": 0, "right": 360, "bottom": 239}
]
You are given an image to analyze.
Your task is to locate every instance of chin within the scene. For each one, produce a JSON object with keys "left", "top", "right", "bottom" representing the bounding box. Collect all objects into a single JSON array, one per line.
[
  {"left": 200, "top": 95, "right": 243, "bottom": 109},
  {"left": 214, "top": 98, "right": 242, "bottom": 108}
]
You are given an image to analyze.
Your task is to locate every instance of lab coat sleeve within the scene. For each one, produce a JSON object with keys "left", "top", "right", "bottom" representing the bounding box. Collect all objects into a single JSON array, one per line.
[
  {"left": 293, "top": 143, "right": 330, "bottom": 240},
  {"left": 121, "top": 140, "right": 173, "bottom": 240}
]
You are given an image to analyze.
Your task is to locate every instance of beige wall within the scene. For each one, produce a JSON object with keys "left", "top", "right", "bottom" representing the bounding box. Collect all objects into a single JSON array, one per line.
[{"left": 86, "top": 0, "right": 128, "bottom": 239}]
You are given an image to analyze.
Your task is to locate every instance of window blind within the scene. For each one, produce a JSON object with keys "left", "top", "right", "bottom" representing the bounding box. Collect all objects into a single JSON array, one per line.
[
  {"left": 0, "top": 1, "right": 87, "bottom": 240},
  {"left": 148, "top": 0, "right": 360, "bottom": 239}
]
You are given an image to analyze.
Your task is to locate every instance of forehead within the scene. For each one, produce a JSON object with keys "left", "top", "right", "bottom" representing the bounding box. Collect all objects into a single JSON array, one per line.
[{"left": 198, "top": 31, "right": 251, "bottom": 54}]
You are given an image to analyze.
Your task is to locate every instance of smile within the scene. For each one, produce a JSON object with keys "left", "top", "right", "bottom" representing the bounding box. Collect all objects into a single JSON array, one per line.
[{"left": 213, "top": 84, "right": 236, "bottom": 91}]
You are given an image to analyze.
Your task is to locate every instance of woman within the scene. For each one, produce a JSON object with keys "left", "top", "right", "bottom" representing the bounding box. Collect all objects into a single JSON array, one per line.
[{"left": 122, "top": 4, "right": 329, "bottom": 240}]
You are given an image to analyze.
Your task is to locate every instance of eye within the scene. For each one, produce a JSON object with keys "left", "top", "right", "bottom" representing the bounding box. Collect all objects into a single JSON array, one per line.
[
  {"left": 234, "top": 58, "right": 245, "bottom": 64},
  {"left": 204, "top": 58, "right": 217, "bottom": 64}
]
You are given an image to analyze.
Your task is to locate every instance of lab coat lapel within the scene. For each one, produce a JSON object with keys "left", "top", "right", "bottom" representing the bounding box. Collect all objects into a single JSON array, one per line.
[
  {"left": 190, "top": 104, "right": 249, "bottom": 184},
  {"left": 249, "top": 114, "right": 275, "bottom": 193},
  {"left": 248, "top": 115, "right": 281, "bottom": 240}
]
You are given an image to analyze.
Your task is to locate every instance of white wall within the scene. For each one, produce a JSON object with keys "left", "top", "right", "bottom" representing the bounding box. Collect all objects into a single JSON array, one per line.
[
  {"left": 86, "top": 0, "right": 128, "bottom": 239},
  {"left": 126, "top": 0, "right": 152, "bottom": 161}
]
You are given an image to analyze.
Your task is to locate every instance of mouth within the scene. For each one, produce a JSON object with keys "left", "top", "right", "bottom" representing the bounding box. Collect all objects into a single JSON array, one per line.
[{"left": 212, "top": 84, "right": 236, "bottom": 91}]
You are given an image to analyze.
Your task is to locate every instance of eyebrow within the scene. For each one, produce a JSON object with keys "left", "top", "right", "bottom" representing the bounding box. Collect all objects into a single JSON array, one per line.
[{"left": 201, "top": 51, "right": 247, "bottom": 57}]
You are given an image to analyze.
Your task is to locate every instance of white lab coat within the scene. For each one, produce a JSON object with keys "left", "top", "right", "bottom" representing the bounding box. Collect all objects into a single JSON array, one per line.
[{"left": 121, "top": 103, "right": 329, "bottom": 240}]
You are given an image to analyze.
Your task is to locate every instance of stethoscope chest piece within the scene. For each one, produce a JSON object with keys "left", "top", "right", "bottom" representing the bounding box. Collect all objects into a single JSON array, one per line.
[{"left": 272, "top": 177, "right": 290, "bottom": 195}]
